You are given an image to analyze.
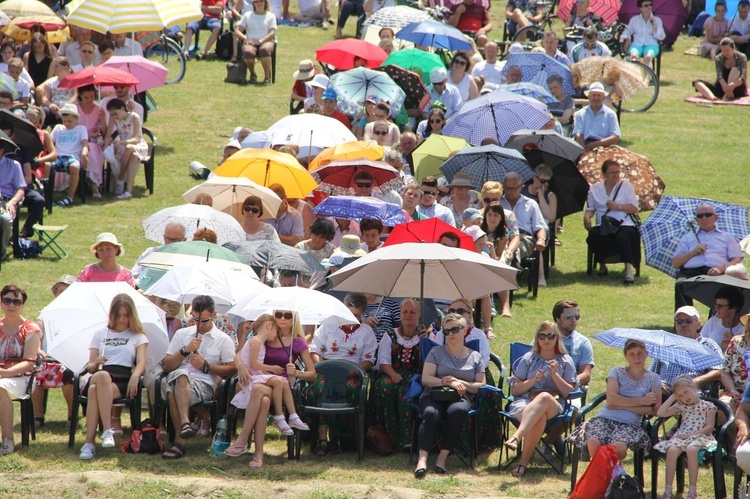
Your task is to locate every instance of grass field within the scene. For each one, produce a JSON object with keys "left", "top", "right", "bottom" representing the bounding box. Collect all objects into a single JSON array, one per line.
[{"left": 0, "top": 6, "right": 748, "bottom": 498}]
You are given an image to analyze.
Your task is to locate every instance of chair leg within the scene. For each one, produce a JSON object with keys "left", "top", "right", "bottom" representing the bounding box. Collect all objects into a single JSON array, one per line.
[
  {"left": 570, "top": 446, "right": 580, "bottom": 493},
  {"left": 69, "top": 397, "right": 79, "bottom": 448},
  {"left": 651, "top": 453, "right": 659, "bottom": 499}
]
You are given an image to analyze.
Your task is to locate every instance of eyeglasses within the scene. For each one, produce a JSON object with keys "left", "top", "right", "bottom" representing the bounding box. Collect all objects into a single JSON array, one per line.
[
  {"left": 444, "top": 326, "right": 465, "bottom": 335},
  {"left": 564, "top": 313, "right": 581, "bottom": 320},
  {"left": 453, "top": 59, "right": 467, "bottom": 66},
  {"left": 503, "top": 185, "right": 522, "bottom": 191},
  {"left": 373, "top": 131, "right": 388, "bottom": 136},
  {"left": 446, "top": 307, "right": 470, "bottom": 315},
  {"left": 695, "top": 213, "right": 715, "bottom": 219},
  {"left": 675, "top": 318, "right": 697, "bottom": 325},
  {"left": 355, "top": 182, "right": 372, "bottom": 188},
  {"left": 244, "top": 205, "right": 260, "bottom": 214},
  {"left": 714, "top": 303, "right": 729, "bottom": 309},
  {"left": 275, "top": 311, "right": 294, "bottom": 320},
  {"left": 191, "top": 315, "right": 213, "bottom": 323},
  {"left": 429, "top": 119, "right": 443, "bottom": 124},
  {"left": 422, "top": 190, "right": 437, "bottom": 196},
  {"left": 483, "top": 198, "right": 499, "bottom": 203},
  {"left": 537, "top": 333, "right": 557, "bottom": 340},
  {"left": 1, "top": 297, "right": 22, "bottom": 306},
  {"left": 80, "top": 50, "right": 94, "bottom": 53},
  {"left": 537, "top": 178, "right": 551, "bottom": 184}
]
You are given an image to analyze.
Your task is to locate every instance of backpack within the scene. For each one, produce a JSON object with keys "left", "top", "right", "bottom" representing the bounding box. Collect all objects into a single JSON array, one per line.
[
  {"left": 569, "top": 444, "right": 619, "bottom": 499},
  {"left": 121, "top": 418, "right": 163, "bottom": 454},
  {"left": 215, "top": 28, "right": 235, "bottom": 61},
  {"left": 16, "top": 238, "right": 43, "bottom": 259}
]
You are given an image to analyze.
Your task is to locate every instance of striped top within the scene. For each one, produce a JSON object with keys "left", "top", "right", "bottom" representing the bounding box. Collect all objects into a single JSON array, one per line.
[{"left": 363, "top": 298, "right": 402, "bottom": 342}]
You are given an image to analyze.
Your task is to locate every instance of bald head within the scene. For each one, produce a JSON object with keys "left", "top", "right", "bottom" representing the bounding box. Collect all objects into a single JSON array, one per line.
[
  {"left": 484, "top": 42, "right": 499, "bottom": 63},
  {"left": 506, "top": 66, "right": 523, "bottom": 83}
]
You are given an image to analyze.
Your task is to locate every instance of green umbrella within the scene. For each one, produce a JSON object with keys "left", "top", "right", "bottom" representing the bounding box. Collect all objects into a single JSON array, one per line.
[
  {"left": 138, "top": 241, "right": 248, "bottom": 271},
  {"left": 412, "top": 134, "right": 471, "bottom": 182},
  {"left": 383, "top": 49, "right": 444, "bottom": 81}
]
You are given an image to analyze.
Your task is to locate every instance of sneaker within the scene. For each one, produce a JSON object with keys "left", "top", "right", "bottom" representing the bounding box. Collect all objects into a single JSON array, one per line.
[
  {"left": 101, "top": 429, "right": 115, "bottom": 448},
  {"left": 272, "top": 417, "right": 294, "bottom": 436},
  {"left": 321, "top": 20, "right": 329, "bottom": 30},
  {"left": 79, "top": 442, "right": 95, "bottom": 460},
  {"left": 0, "top": 438, "right": 13, "bottom": 455},
  {"left": 117, "top": 192, "right": 133, "bottom": 200},
  {"left": 114, "top": 180, "right": 125, "bottom": 196}
]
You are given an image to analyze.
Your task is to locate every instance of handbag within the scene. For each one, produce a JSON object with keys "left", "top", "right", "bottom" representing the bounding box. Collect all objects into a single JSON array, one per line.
[
  {"left": 605, "top": 473, "right": 645, "bottom": 499},
  {"left": 598, "top": 182, "right": 624, "bottom": 238},
  {"left": 366, "top": 425, "right": 395, "bottom": 456},
  {"left": 430, "top": 385, "right": 461, "bottom": 402}
]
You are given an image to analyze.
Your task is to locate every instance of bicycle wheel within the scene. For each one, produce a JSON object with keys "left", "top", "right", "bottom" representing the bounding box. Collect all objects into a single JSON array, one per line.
[
  {"left": 620, "top": 61, "right": 658, "bottom": 113},
  {"left": 145, "top": 37, "right": 186, "bottom": 85},
  {"left": 512, "top": 25, "right": 543, "bottom": 42}
]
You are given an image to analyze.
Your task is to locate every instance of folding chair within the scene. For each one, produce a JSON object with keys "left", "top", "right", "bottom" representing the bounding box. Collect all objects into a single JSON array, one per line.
[
  {"left": 14, "top": 354, "right": 44, "bottom": 447},
  {"left": 32, "top": 223, "right": 68, "bottom": 259}
]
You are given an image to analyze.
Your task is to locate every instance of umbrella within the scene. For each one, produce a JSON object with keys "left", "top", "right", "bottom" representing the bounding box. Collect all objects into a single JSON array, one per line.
[
  {"left": 139, "top": 240, "right": 250, "bottom": 271},
  {"left": 328, "top": 242, "right": 518, "bottom": 324},
  {"left": 65, "top": 0, "right": 202, "bottom": 33},
  {"left": 411, "top": 134, "right": 471, "bottom": 181},
  {"left": 640, "top": 196, "right": 750, "bottom": 278},
  {"left": 0, "top": 109, "right": 42, "bottom": 157},
  {"left": 502, "top": 53, "right": 576, "bottom": 97},
  {"left": 2, "top": 15, "right": 70, "bottom": 44},
  {"left": 742, "top": 235, "right": 750, "bottom": 257},
  {"left": 0, "top": 73, "right": 16, "bottom": 98},
  {"left": 41, "top": 282, "right": 168, "bottom": 374},
  {"left": 0, "top": 0, "right": 55, "bottom": 18},
  {"left": 100, "top": 55, "right": 168, "bottom": 94},
  {"left": 0, "top": 129, "right": 17, "bottom": 154},
  {"left": 593, "top": 328, "right": 724, "bottom": 371},
  {"left": 312, "top": 195, "right": 407, "bottom": 226},
  {"left": 316, "top": 38, "right": 388, "bottom": 70},
  {"left": 228, "top": 286, "right": 359, "bottom": 327},
  {"left": 329, "top": 67, "right": 407, "bottom": 116},
  {"left": 58, "top": 66, "right": 140, "bottom": 90},
  {"left": 505, "top": 129, "right": 584, "bottom": 163},
  {"left": 442, "top": 91, "right": 550, "bottom": 147},
  {"left": 577, "top": 145, "right": 666, "bottom": 212},
  {"left": 383, "top": 218, "right": 474, "bottom": 251},
  {"left": 142, "top": 204, "right": 246, "bottom": 246},
  {"left": 214, "top": 148, "right": 319, "bottom": 199},
  {"left": 681, "top": 275, "right": 750, "bottom": 315},
  {"left": 181, "top": 175, "right": 282, "bottom": 221},
  {"left": 362, "top": 5, "right": 432, "bottom": 30},
  {"left": 0, "top": 10, "right": 10, "bottom": 28},
  {"left": 311, "top": 159, "right": 401, "bottom": 195},
  {"left": 570, "top": 56, "right": 647, "bottom": 102},
  {"left": 383, "top": 49, "right": 444, "bottom": 79},
  {"left": 264, "top": 114, "right": 357, "bottom": 160},
  {"left": 375, "top": 64, "right": 431, "bottom": 112},
  {"left": 557, "top": 0, "right": 620, "bottom": 24},
  {"left": 439, "top": 144, "right": 533, "bottom": 188},
  {"left": 223, "top": 240, "right": 327, "bottom": 287},
  {"left": 620, "top": 0, "right": 687, "bottom": 46},
  {"left": 396, "top": 20, "right": 472, "bottom": 51},
  {"left": 309, "top": 141, "right": 385, "bottom": 171},
  {"left": 497, "top": 82, "right": 558, "bottom": 104},
  {"left": 523, "top": 149, "right": 590, "bottom": 219}
]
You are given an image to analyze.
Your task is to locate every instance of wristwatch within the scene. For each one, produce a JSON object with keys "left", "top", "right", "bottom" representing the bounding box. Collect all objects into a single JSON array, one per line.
[
  {"left": 203, "top": 361, "right": 211, "bottom": 374},
  {"left": 180, "top": 346, "right": 189, "bottom": 357}
]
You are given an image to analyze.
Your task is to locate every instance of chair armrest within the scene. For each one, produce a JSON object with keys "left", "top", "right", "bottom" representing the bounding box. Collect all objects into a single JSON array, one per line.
[{"left": 576, "top": 391, "right": 607, "bottom": 425}]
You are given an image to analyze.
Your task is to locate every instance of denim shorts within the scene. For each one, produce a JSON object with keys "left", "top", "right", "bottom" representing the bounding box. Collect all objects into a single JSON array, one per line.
[
  {"left": 187, "top": 16, "right": 222, "bottom": 32},
  {"left": 52, "top": 155, "right": 80, "bottom": 173}
]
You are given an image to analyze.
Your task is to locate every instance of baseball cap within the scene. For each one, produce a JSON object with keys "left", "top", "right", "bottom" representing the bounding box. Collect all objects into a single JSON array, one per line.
[
  {"left": 430, "top": 67, "right": 448, "bottom": 84},
  {"left": 674, "top": 306, "right": 700, "bottom": 320},
  {"left": 461, "top": 208, "right": 483, "bottom": 222},
  {"left": 463, "top": 225, "right": 486, "bottom": 242},
  {"left": 322, "top": 88, "right": 338, "bottom": 100}
]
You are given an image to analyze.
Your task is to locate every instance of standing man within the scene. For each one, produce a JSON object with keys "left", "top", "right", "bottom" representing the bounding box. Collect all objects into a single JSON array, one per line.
[
  {"left": 471, "top": 41, "right": 504, "bottom": 84},
  {"left": 573, "top": 82, "right": 621, "bottom": 151},
  {"left": 267, "top": 183, "right": 304, "bottom": 246},
  {"left": 417, "top": 176, "right": 456, "bottom": 226}
]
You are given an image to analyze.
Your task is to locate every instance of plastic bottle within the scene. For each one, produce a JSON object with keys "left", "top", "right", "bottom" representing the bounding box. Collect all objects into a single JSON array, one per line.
[{"left": 209, "top": 417, "right": 229, "bottom": 458}]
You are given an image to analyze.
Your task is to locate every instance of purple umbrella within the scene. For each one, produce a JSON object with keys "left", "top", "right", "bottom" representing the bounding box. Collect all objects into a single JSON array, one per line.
[{"left": 619, "top": 0, "right": 687, "bottom": 46}]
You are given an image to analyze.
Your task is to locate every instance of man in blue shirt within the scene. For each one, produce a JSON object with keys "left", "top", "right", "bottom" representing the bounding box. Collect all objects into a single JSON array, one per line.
[
  {"left": 427, "top": 67, "right": 463, "bottom": 119},
  {"left": 553, "top": 299, "right": 594, "bottom": 389},
  {"left": 0, "top": 134, "right": 25, "bottom": 260},
  {"left": 572, "top": 82, "right": 621, "bottom": 151}
]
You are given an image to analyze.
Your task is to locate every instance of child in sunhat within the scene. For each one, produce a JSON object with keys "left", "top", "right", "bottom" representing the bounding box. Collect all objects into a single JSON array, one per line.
[{"left": 48, "top": 103, "right": 88, "bottom": 207}]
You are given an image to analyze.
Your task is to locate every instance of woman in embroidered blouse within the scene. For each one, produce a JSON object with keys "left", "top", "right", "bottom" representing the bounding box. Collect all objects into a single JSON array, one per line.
[
  {"left": 694, "top": 37, "right": 748, "bottom": 101},
  {"left": 0, "top": 285, "right": 41, "bottom": 456},
  {"left": 77, "top": 232, "right": 135, "bottom": 287},
  {"left": 241, "top": 195, "right": 280, "bottom": 242}
]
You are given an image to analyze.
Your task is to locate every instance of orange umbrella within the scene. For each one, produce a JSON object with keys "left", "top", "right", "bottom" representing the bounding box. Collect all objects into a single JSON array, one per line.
[
  {"left": 309, "top": 141, "right": 385, "bottom": 171},
  {"left": 2, "top": 15, "right": 70, "bottom": 43}
]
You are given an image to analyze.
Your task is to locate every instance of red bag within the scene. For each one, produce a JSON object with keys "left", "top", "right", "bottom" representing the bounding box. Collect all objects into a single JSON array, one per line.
[{"left": 569, "top": 444, "right": 620, "bottom": 499}]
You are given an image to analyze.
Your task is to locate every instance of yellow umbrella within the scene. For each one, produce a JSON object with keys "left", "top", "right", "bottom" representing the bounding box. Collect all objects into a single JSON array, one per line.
[
  {"left": 65, "top": 0, "right": 202, "bottom": 33},
  {"left": 412, "top": 134, "right": 471, "bottom": 182},
  {"left": 3, "top": 15, "right": 70, "bottom": 43},
  {"left": 0, "top": 0, "right": 56, "bottom": 18},
  {"left": 309, "top": 141, "right": 385, "bottom": 171},
  {"left": 214, "top": 148, "right": 319, "bottom": 199}
]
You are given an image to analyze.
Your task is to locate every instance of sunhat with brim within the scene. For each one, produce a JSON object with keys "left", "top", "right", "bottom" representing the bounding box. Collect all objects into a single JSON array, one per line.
[
  {"left": 309, "top": 74, "right": 329, "bottom": 89},
  {"left": 333, "top": 234, "right": 367, "bottom": 257},
  {"left": 90, "top": 232, "right": 124, "bottom": 255},
  {"left": 447, "top": 173, "right": 474, "bottom": 189},
  {"left": 584, "top": 82, "right": 606, "bottom": 96},
  {"left": 293, "top": 59, "right": 315, "bottom": 80},
  {"left": 50, "top": 274, "right": 76, "bottom": 294},
  {"left": 741, "top": 313, "right": 750, "bottom": 326},
  {"left": 60, "top": 103, "right": 79, "bottom": 117}
]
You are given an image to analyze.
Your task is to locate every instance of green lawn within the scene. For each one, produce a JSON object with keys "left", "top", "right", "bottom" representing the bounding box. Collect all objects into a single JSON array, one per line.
[{"left": 0, "top": 9, "right": 748, "bottom": 498}]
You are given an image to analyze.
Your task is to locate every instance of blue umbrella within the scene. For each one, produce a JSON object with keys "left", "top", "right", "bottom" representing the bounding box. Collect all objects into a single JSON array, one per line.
[
  {"left": 501, "top": 53, "right": 575, "bottom": 97},
  {"left": 395, "top": 20, "right": 473, "bottom": 51},
  {"left": 442, "top": 91, "right": 550, "bottom": 146},
  {"left": 439, "top": 145, "right": 533, "bottom": 188},
  {"left": 312, "top": 195, "right": 407, "bottom": 227},
  {"left": 640, "top": 196, "right": 750, "bottom": 278},
  {"left": 497, "top": 82, "right": 557, "bottom": 104},
  {"left": 594, "top": 328, "right": 724, "bottom": 371},
  {"left": 329, "top": 67, "right": 406, "bottom": 116}
]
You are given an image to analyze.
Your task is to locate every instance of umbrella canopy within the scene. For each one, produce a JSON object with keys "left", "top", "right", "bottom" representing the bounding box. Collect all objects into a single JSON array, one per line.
[
  {"left": 0, "top": 129, "right": 18, "bottom": 154},
  {"left": 0, "top": 109, "right": 42, "bottom": 157},
  {"left": 557, "top": 0, "right": 620, "bottom": 24},
  {"left": 396, "top": 20, "right": 472, "bottom": 51},
  {"left": 742, "top": 235, "right": 750, "bottom": 257},
  {"left": 139, "top": 240, "right": 250, "bottom": 271},
  {"left": 223, "top": 240, "right": 326, "bottom": 286},
  {"left": 0, "top": 10, "right": 10, "bottom": 27},
  {"left": 363, "top": 5, "right": 432, "bottom": 30},
  {"left": 0, "top": 0, "right": 55, "bottom": 18},
  {"left": 375, "top": 64, "right": 431, "bottom": 112},
  {"left": 312, "top": 195, "right": 407, "bottom": 226},
  {"left": 228, "top": 286, "right": 359, "bottom": 326},
  {"left": 505, "top": 129, "right": 584, "bottom": 163},
  {"left": 593, "top": 328, "right": 724, "bottom": 371},
  {"left": 497, "top": 82, "right": 557, "bottom": 104},
  {"left": 5, "top": 14, "right": 63, "bottom": 30},
  {"left": 524, "top": 149, "right": 589, "bottom": 219},
  {"left": 330, "top": 67, "right": 407, "bottom": 116},
  {"left": 41, "top": 282, "right": 168, "bottom": 374},
  {"left": 311, "top": 159, "right": 401, "bottom": 195},
  {"left": 100, "top": 55, "right": 168, "bottom": 94},
  {"left": 577, "top": 145, "right": 666, "bottom": 212},
  {"left": 383, "top": 48, "right": 444, "bottom": 78},
  {"left": 316, "top": 38, "right": 387, "bottom": 70},
  {"left": 214, "top": 148, "right": 319, "bottom": 199},
  {"left": 442, "top": 91, "right": 550, "bottom": 147},
  {"left": 3, "top": 15, "right": 69, "bottom": 43},
  {"left": 570, "top": 56, "right": 647, "bottom": 102},
  {"left": 0, "top": 73, "right": 16, "bottom": 98},
  {"left": 620, "top": 0, "right": 687, "bottom": 46},
  {"left": 142, "top": 204, "right": 246, "bottom": 246},
  {"left": 181, "top": 176, "right": 282, "bottom": 221},
  {"left": 65, "top": 0, "right": 202, "bottom": 33},
  {"left": 412, "top": 134, "right": 471, "bottom": 181},
  {"left": 681, "top": 274, "right": 750, "bottom": 315},
  {"left": 640, "top": 196, "right": 750, "bottom": 277},
  {"left": 439, "top": 144, "right": 533, "bottom": 188},
  {"left": 58, "top": 65, "right": 140, "bottom": 90},
  {"left": 264, "top": 114, "right": 357, "bottom": 160},
  {"left": 309, "top": 141, "right": 385, "bottom": 171},
  {"left": 502, "top": 52, "right": 576, "bottom": 97},
  {"left": 383, "top": 218, "right": 474, "bottom": 251}
]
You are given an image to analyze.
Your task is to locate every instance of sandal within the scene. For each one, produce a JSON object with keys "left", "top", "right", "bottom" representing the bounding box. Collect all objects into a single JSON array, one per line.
[
  {"left": 34, "top": 417, "right": 45, "bottom": 429},
  {"left": 195, "top": 419, "right": 210, "bottom": 437},
  {"left": 224, "top": 444, "right": 248, "bottom": 457},
  {"left": 195, "top": 53, "right": 205, "bottom": 61},
  {"left": 179, "top": 421, "right": 196, "bottom": 439},
  {"left": 510, "top": 464, "right": 526, "bottom": 478},
  {"left": 249, "top": 74, "right": 258, "bottom": 84},
  {"left": 161, "top": 442, "right": 187, "bottom": 459},
  {"left": 263, "top": 78, "right": 271, "bottom": 86},
  {"left": 272, "top": 418, "right": 294, "bottom": 436},
  {"left": 248, "top": 457, "right": 263, "bottom": 469},
  {"left": 504, "top": 436, "right": 519, "bottom": 452},
  {"left": 57, "top": 196, "right": 73, "bottom": 207},
  {"left": 313, "top": 439, "right": 329, "bottom": 456}
]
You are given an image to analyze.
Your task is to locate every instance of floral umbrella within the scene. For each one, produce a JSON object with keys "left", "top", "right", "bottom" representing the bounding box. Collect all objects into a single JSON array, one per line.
[{"left": 571, "top": 56, "right": 647, "bottom": 102}]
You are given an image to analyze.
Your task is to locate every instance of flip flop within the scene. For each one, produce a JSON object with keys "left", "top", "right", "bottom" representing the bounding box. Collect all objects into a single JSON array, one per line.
[
  {"left": 161, "top": 442, "right": 186, "bottom": 459},
  {"left": 248, "top": 457, "right": 263, "bottom": 469},
  {"left": 179, "top": 422, "right": 196, "bottom": 439},
  {"left": 504, "top": 436, "right": 519, "bottom": 452},
  {"left": 224, "top": 444, "right": 248, "bottom": 457},
  {"left": 510, "top": 464, "right": 526, "bottom": 478}
]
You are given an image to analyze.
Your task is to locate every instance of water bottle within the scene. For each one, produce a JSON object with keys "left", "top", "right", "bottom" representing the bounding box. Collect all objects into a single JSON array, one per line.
[{"left": 209, "top": 417, "right": 229, "bottom": 458}]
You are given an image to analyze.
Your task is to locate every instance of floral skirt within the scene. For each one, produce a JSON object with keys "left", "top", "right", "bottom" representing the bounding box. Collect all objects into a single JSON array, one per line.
[
  {"left": 369, "top": 368, "right": 417, "bottom": 451},
  {"left": 568, "top": 417, "right": 651, "bottom": 453}
]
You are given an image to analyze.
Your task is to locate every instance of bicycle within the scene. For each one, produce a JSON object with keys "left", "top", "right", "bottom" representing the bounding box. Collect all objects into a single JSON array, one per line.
[
  {"left": 143, "top": 31, "right": 187, "bottom": 85},
  {"left": 511, "top": 0, "right": 564, "bottom": 43}
]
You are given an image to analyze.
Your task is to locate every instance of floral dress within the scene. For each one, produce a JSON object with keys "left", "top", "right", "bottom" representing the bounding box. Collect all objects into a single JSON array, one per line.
[
  {"left": 653, "top": 400, "right": 717, "bottom": 453},
  {"left": 114, "top": 112, "right": 148, "bottom": 161},
  {"left": 721, "top": 335, "right": 749, "bottom": 403}
]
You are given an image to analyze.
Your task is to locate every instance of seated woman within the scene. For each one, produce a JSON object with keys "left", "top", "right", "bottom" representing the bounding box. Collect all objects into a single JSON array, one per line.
[
  {"left": 583, "top": 159, "right": 640, "bottom": 285},
  {"left": 78, "top": 232, "right": 135, "bottom": 288},
  {"left": 447, "top": 52, "right": 479, "bottom": 103},
  {"left": 620, "top": 0, "right": 666, "bottom": 66},
  {"left": 521, "top": 164, "right": 558, "bottom": 287},
  {"left": 79, "top": 294, "right": 147, "bottom": 460},
  {"left": 414, "top": 313, "right": 485, "bottom": 477},
  {"left": 416, "top": 108, "right": 447, "bottom": 144},
  {"left": 568, "top": 339, "right": 661, "bottom": 462},
  {"left": 370, "top": 120, "right": 397, "bottom": 147},
  {"left": 241, "top": 195, "right": 280, "bottom": 242},
  {"left": 720, "top": 313, "right": 750, "bottom": 413},
  {"left": 503, "top": 321, "right": 577, "bottom": 478},
  {"left": 693, "top": 38, "right": 748, "bottom": 101},
  {"left": 566, "top": 0, "right": 598, "bottom": 29},
  {"left": 601, "top": 67, "right": 625, "bottom": 109},
  {"left": 371, "top": 298, "right": 422, "bottom": 451},
  {"left": 234, "top": 0, "right": 277, "bottom": 85},
  {"left": 308, "top": 293, "right": 377, "bottom": 456},
  {"left": 547, "top": 74, "right": 574, "bottom": 126},
  {"left": 699, "top": 1, "right": 729, "bottom": 58},
  {"left": 295, "top": 218, "right": 336, "bottom": 262},
  {"left": 0, "top": 285, "right": 41, "bottom": 455}
]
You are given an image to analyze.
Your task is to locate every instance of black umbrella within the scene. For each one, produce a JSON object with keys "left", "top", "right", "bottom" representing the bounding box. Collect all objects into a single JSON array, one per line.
[
  {"left": 0, "top": 109, "right": 42, "bottom": 157},
  {"left": 681, "top": 275, "right": 750, "bottom": 315},
  {"left": 375, "top": 65, "right": 430, "bottom": 112},
  {"left": 223, "top": 240, "right": 326, "bottom": 287},
  {"left": 0, "top": 129, "right": 17, "bottom": 153},
  {"left": 524, "top": 148, "right": 589, "bottom": 219}
]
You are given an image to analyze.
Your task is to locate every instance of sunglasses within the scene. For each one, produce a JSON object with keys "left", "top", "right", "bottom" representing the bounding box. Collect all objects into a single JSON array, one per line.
[
  {"left": 537, "top": 333, "right": 557, "bottom": 340},
  {"left": 446, "top": 307, "right": 470, "bottom": 315},
  {"left": 444, "top": 326, "right": 465, "bottom": 335},
  {"left": 453, "top": 59, "right": 467, "bottom": 66},
  {"left": 675, "top": 318, "right": 696, "bottom": 325},
  {"left": 191, "top": 315, "right": 213, "bottom": 323},
  {"left": 503, "top": 185, "right": 522, "bottom": 191},
  {"left": 422, "top": 190, "right": 437, "bottom": 196},
  {"left": 433, "top": 81, "right": 445, "bottom": 86},
  {"left": 695, "top": 213, "right": 715, "bottom": 219},
  {"left": 355, "top": 182, "right": 372, "bottom": 188},
  {"left": 483, "top": 198, "right": 500, "bottom": 203},
  {"left": 429, "top": 119, "right": 443, "bottom": 124},
  {"left": 275, "top": 311, "right": 293, "bottom": 320},
  {"left": 244, "top": 205, "right": 261, "bottom": 214},
  {"left": 564, "top": 313, "right": 581, "bottom": 320},
  {"left": 373, "top": 131, "right": 388, "bottom": 136},
  {"left": 537, "top": 178, "right": 551, "bottom": 184},
  {"left": 2, "top": 297, "right": 22, "bottom": 306}
]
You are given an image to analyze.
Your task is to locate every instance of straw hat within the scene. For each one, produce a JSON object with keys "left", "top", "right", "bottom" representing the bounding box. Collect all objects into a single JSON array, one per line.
[
  {"left": 90, "top": 232, "right": 124, "bottom": 255},
  {"left": 334, "top": 235, "right": 366, "bottom": 257}
]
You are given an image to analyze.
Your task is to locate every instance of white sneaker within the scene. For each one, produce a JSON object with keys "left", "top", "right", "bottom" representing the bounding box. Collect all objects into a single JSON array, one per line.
[
  {"left": 101, "top": 429, "right": 115, "bottom": 448},
  {"left": 538, "top": 278, "right": 547, "bottom": 287},
  {"left": 0, "top": 437, "right": 13, "bottom": 455},
  {"left": 322, "top": 20, "right": 329, "bottom": 30},
  {"left": 117, "top": 192, "right": 133, "bottom": 200},
  {"left": 79, "top": 442, "right": 95, "bottom": 460},
  {"left": 114, "top": 180, "right": 125, "bottom": 196}
]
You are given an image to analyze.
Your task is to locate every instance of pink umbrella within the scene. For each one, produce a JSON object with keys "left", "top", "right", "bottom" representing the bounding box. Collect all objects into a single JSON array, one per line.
[
  {"left": 100, "top": 55, "right": 168, "bottom": 93},
  {"left": 559, "top": 0, "right": 621, "bottom": 25},
  {"left": 316, "top": 39, "right": 387, "bottom": 70}
]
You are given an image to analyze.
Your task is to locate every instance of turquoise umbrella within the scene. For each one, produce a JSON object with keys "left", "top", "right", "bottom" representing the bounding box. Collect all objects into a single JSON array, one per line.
[{"left": 329, "top": 67, "right": 406, "bottom": 116}]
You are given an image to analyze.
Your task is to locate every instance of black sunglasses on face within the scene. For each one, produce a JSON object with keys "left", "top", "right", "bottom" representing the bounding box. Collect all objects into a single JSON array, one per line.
[
  {"left": 244, "top": 205, "right": 261, "bottom": 214},
  {"left": 537, "top": 333, "right": 556, "bottom": 340},
  {"left": 2, "top": 297, "right": 22, "bottom": 306},
  {"left": 355, "top": 182, "right": 372, "bottom": 188},
  {"left": 275, "top": 311, "right": 293, "bottom": 320},
  {"left": 191, "top": 315, "right": 213, "bottom": 323},
  {"left": 444, "top": 326, "right": 464, "bottom": 335},
  {"left": 446, "top": 307, "right": 470, "bottom": 315}
]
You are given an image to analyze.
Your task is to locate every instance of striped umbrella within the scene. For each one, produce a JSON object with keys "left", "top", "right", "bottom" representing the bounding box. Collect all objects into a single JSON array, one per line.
[
  {"left": 363, "top": 5, "right": 432, "bottom": 30},
  {"left": 65, "top": 0, "right": 202, "bottom": 33},
  {"left": 557, "top": 0, "right": 621, "bottom": 24}
]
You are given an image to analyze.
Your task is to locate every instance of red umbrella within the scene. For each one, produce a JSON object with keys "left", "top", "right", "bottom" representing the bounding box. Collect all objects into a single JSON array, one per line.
[
  {"left": 310, "top": 159, "right": 401, "bottom": 195},
  {"left": 383, "top": 218, "right": 474, "bottom": 251},
  {"left": 316, "top": 39, "right": 388, "bottom": 70},
  {"left": 58, "top": 66, "right": 140, "bottom": 90},
  {"left": 559, "top": 0, "right": 620, "bottom": 25}
]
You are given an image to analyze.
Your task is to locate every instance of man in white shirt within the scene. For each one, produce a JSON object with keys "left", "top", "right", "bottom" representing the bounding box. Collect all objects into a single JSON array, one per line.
[
  {"left": 700, "top": 286, "right": 744, "bottom": 350},
  {"left": 417, "top": 176, "right": 456, "bottom": 226},
  {"left": 71, "top": 41, "right": 96, "bottom": 72},
  {"left": 471, "top": 41, "right": 504, "bottom": 85},
  {"left": 427, "top": 67, "right": 463, "bottom": 119},
  {"left": 731, "top": 0, "right": 750, "bottom": 55},
  {"left": 112, "top": 33, "right": 144, "bottom": 57},
  {"left": 59, "top": 27, "right": 101, "bottom": 68},
  {"left": 101, "top": 85, "right": 144, "bottom": 124}
]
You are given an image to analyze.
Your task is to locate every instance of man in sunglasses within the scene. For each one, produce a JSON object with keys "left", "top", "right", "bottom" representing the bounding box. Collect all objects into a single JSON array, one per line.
[
  {"left": 569, "top": 26, "right": 612, "bottom": 64},
  {"left": 672, "top": 203, "right": 743, "bottom": 308},
  {"left": 417, "top": 176, "right": 456, "bottom": 227},
  {"left": 501, "top": 171, "right": 547, "bottom": 261},
  {"left": 427, "top": 67, "right": 462, "bottom": 119}
]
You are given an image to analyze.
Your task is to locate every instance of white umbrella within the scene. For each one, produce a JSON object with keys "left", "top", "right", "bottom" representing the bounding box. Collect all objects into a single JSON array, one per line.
[
  {"left": 41, "top": 282, "right": 168, "bottom": 374},
  {"left": 227, "top": 286, "right": 359, "bottom": 327},
  {"left": 181, "top": 176, "right": 283, "bottom": 222},
  {"left": 145, "top": 263, "right": 265, "bottom": 314},
  {"left": 142, "top": 204, "right": 246, "bottom": 246},
  {"left": 265, "top": 114, "right": 356, "bottom": 160}
]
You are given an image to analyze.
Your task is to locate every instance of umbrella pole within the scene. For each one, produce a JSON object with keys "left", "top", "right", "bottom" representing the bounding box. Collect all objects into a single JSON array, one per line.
[
  {"left": 206, "top": 248, "right": 210, "bottom": 262},
  {"left": 419, "top": 259, "right": 425, "bottom": 326},
  {"left": 307, "top": 131, "right": 312, "bottom": 167}
]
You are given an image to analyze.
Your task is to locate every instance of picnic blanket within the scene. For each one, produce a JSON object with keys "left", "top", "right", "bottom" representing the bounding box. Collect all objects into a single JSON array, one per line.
[{"left": 685, "top": 95, "right": 750, "bottom": 105}]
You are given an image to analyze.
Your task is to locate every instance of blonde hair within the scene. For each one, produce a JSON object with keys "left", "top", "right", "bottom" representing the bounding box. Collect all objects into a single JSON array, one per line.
[
  {"left": 449, "top": 298, "right": 473, "bottom": 314},
  {"left": 441, "top": 312, "right": 467, "bottom": 329},
  {"left": 481, "top": 181, "right": 503, "bottom": 198},
  {"left": 531, "top": 321, "right": 568, "bottom": 355},
  {"left": 253, "top": 313, "right": 276, "bottom": 335},
  {"left": 108, "top": 293, "right": 145, "bottom": 334},
  {"left": 400, "top": 298, "right": 421, "bottom": 315},
  {"left": 671, "top": 375, "right": 696, "bottom": 392},
  {"left": 274, "top": 310, "right": 304, "bottom": 338}
]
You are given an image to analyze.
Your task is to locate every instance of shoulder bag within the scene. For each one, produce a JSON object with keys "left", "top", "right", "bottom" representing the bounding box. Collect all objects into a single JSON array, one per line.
[{"left": 599, "top": 181, "right": 624, "bottom": 237}]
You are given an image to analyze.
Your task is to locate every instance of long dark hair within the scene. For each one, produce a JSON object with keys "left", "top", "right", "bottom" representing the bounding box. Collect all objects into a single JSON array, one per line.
[
  {"left": 425, "top": 108, "right": 446, "bottom": 135},
  {"left": 480, "top": 202, "right": 508, "bottom": 241}
]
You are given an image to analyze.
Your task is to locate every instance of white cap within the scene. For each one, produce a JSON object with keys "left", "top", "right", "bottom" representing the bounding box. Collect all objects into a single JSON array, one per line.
[
  {"left": 674, "top": 306, "right": 700, "bottom": 320},
  {"left": 430, "top": 67, "right": 448, "bottom": 84}
]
